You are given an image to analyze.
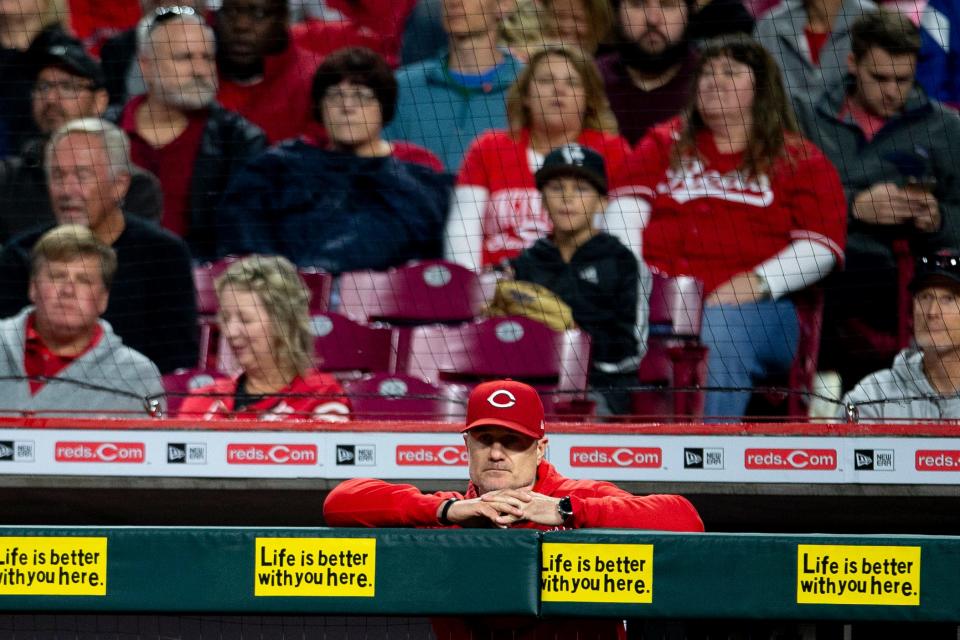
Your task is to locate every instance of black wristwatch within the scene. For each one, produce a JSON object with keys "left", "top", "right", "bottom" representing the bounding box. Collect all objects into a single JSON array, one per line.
[{"left": 557, "top": 496, "right": 574, "bottom": 523}]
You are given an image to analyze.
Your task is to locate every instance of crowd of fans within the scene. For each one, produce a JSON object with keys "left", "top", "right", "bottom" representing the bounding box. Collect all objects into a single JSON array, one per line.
[{"left": 0, "top": 0, "right": 957, "bottom": 420}]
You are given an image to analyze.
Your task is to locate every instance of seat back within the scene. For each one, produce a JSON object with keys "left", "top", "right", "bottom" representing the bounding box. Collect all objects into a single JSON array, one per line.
[
  {"left": 312, "top": 312, "right": 395, "bottom": 374},
  {"left": 648, "top": 272, "right": 704, "bottom": 337},
  {"left": 404, "top": 317, "right": 591, "bottom": 415},
  {"left": 635, "top": 273, "right": 707, "bottom": 420},
  {"left": 161, "top": 368, "right": 228, "bottom": 416},
  {"left": 786, "top": 287, "right": 825, "bottom": 417},
  {"left": 338, "top": 260, "right": 486, "bottom": 324},
  {"left": 193, "top": 257, "right": 239, "bottom": 315},
  {"left": 343, "top": 373, "right": 463, "bottom": 421},
  {"left": 300, "top": 268, "right": 333, "bottom": 315}
]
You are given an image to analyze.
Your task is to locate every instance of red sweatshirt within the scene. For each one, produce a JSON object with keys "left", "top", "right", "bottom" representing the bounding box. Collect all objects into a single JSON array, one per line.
[
  {"left": 323, "top": 460, "right": 703, "bottom": 531},
  {"left": 324, "top": 461, "right": 702, "bottom": 640}
]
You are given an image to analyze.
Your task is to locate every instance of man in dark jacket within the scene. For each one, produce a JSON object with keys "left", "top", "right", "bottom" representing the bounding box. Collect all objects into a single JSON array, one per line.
[
  {"left": 0, "top": 42, "right": 162, "bottom": 244},
  {"left": 113, "top": 6, "right": 267, "bottom": 261},
  {"left": 0, "top": 119, "right": 198, "bottom": 375},
  {"left": 793, "top": 10, "right": 960, "bottom": 388}
]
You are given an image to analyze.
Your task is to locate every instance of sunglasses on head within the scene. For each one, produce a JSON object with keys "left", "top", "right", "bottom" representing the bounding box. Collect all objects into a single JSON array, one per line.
[{"left": 147, "top": 5, "right": 198, "bottom": 31}]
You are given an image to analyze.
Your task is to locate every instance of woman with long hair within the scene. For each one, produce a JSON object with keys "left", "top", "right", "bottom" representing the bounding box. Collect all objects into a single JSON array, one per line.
[
  {"left": 446, "top": 45, "right": 632, "bottom": 270},
  {"left": 178, "top": 255, "right": 351, "bottom": 420},
  {"left": 630, "top": 34, "right": 847, "bottom": 418}
]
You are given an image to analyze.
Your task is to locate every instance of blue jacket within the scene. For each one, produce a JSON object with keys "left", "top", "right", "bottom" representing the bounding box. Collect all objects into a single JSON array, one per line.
[
  {"left": 384, "top": 50, "right": 523, "bottom": 172},
  {"left": 918, "top": 0, "right": 960, "bottom": 106},
  {"left": 216, "top": 140, "right": 452, "bottom": 274}
]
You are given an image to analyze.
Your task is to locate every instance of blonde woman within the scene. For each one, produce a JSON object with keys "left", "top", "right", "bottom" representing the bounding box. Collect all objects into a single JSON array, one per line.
[
  {"left": 500, "top": 0, "right": 612, "bottom": 60},
  {"left": 445, "top": 45, "right": 630, "bottom": 270},
  {"left": 179, "top": 255, "right": 350, "bottom": 420}
]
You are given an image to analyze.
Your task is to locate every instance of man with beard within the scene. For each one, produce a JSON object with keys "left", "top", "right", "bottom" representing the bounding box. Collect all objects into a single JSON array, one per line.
[
  {"left": 215, "top": 0, "right": 322, "bottom": 143},
  {"left": 114, "top": 6, "right": 267, "bottom": 260},
  {"left": 0, "top": 42, "right": 162, "bottom": 244},
  {"left": 597, "top": 0, "right": 697, "bottom": 145}
]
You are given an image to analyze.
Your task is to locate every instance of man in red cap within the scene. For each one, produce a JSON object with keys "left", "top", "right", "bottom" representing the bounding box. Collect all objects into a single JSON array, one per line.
[{"left": 323, "top": 379, "right": 703, "bottom": 531}]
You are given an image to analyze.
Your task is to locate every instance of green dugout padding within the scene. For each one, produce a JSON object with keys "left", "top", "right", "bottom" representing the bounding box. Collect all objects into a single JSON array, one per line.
[
  {"left": 1, "top": 527, "right": 960, "bottom": 622},
  {"left": 540, "top": 530, "right": 960, "bottom": 622},
  {"left": 0, "top": 528, "right": 540, "bottom": 615}
]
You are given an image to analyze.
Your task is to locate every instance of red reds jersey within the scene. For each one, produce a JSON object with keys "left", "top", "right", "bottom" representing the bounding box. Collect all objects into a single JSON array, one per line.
[
  {"left": 626, "top": 120, "right": 846, "bottom": 294},
  {"left": 178, "top": 370, "right": 350, "bottom": 421},
  {"left": 457, "top": 128, "right": 631, "bottom": 267}
]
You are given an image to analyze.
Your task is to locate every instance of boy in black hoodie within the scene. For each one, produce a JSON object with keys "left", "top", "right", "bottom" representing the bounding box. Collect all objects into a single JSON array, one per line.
[{"left": 511, "top": 143, "right": 648, "bottom": 415}]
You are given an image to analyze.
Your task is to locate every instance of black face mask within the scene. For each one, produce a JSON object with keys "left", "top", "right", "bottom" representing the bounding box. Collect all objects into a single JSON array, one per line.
[{"left": 618, "top": 32, "right": 691, "bottom": 76}]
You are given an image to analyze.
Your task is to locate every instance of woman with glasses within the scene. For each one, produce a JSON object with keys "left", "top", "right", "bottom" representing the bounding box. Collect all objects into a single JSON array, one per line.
[
  {"left": 445, "top": 46, "right": 631, "bottom": 271},
  {"left": 630, "top": 34, "right": 847, "bottom": 419},
  {"left": 178, "top": 255, "right": 350, "bottom": 420},
  {"left": 216, "top": 46, "right": 450, "bottom": 274}
]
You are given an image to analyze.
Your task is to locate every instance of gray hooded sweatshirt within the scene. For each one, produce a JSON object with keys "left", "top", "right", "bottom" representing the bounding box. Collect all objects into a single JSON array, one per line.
[
  {"left": 0, "top": 307, "right": 165, "bottom": 417},
  {"left": 839, "top": 349, "right": 960, "bottom": 420}
]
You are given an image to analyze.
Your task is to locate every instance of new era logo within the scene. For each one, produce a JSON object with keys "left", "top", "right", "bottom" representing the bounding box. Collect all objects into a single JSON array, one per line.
[
  {"left": 0, "top": 441, "right": 33, "bottom": 462},
  {"left": 336, "top": 445, "right": 375, "bottom": 466},
  {"left": 684, "top": 447, "right": 724, "bottom": 469},
  {"left": 854, "top": 449, "right": 894, "bottom": 471},
  {"left": 167, "top": 443, "right": 207, "bottom": 464}
]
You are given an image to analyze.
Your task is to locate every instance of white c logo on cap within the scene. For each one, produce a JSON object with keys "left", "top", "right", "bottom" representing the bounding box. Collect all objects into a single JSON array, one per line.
[{"left": 487, "top": 390, "right": 516, "bottom": 408}]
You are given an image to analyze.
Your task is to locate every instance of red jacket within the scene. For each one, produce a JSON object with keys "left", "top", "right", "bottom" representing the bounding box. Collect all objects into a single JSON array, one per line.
[
  {"left": 177, "top": 370, "right": 350, "bottom": 421},
  {"left": 324, "top": 461, "right": 702, "bottom": 640},
  {"left": 324, "top": 460, "right": 703, "bottom": 531}
]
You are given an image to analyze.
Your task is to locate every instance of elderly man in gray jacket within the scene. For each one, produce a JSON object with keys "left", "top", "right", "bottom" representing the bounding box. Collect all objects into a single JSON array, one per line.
[
  {"left": 0, "top": 225, "right": 164, "bottom": 417},
  {"left": 842, "top": 253, "right": 960, "bottom": 420}
]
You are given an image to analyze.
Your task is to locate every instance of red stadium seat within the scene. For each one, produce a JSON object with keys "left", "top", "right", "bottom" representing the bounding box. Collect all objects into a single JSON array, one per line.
[
  {"left": 193, "top": 258, "right": 239, "bottom": 368},
  {"left": 343, "top": 373, "right": 463, "bottom": 420},
  {"left": 338, "top": 260, "right": 487, "bottom": 325},
  {"left": 161, "top": 368, "right": 229, "bottom": 416},
  {"left": 299, "top": 268, "right": 333, "bottom": 315},
  {"left": 634, "top": 273, "right": 707, "bottom": 420},
  {"left": 311, "top": 312, "right": 395, "bottom": 375},
  {"left": 402, "top": 316, "right": 592, "bottom": 417}
]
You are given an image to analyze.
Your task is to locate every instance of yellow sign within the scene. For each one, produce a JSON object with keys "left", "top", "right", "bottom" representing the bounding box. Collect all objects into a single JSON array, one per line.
[
  {"left": 797, "top": 544, "right": 921, "bottom": 606},
  {"left": 0, "top": 537, "right": 106, "bottom": 596},
  {"left": 541, "top": 542, "right": 653, "bottom": 604},
  {"left": 254, "top": 538, "right": 376, "bottom": 597}
]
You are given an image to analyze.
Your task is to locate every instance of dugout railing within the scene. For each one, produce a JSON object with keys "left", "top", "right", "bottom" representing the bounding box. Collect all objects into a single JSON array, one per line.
[{"left": 0, "top": 527, "right": 953, "bottom": 623}]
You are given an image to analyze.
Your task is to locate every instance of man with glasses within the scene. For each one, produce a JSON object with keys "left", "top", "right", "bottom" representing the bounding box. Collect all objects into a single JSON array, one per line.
[
  {"left": 115, "top": 6, "right": 266, "bottom": 261},
  {"left": 841, "top": 252, "right": 960, "bottom": 420},
  {"left": 216, "top": 0, "right": 322, "bottom": 143},
  {"left": 0, "top": 43, "right": 162, "bottom": 244}
]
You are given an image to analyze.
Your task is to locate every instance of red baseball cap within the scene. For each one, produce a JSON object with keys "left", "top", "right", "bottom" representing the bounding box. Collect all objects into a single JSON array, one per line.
[{"left": 462, "top": 379, "right": 545, "bottom": 440}]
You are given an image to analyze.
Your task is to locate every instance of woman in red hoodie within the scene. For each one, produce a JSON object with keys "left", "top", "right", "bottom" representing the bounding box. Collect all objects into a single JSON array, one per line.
[{"left": 178, "top": 255, "right": 349, "bottom": 420}]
